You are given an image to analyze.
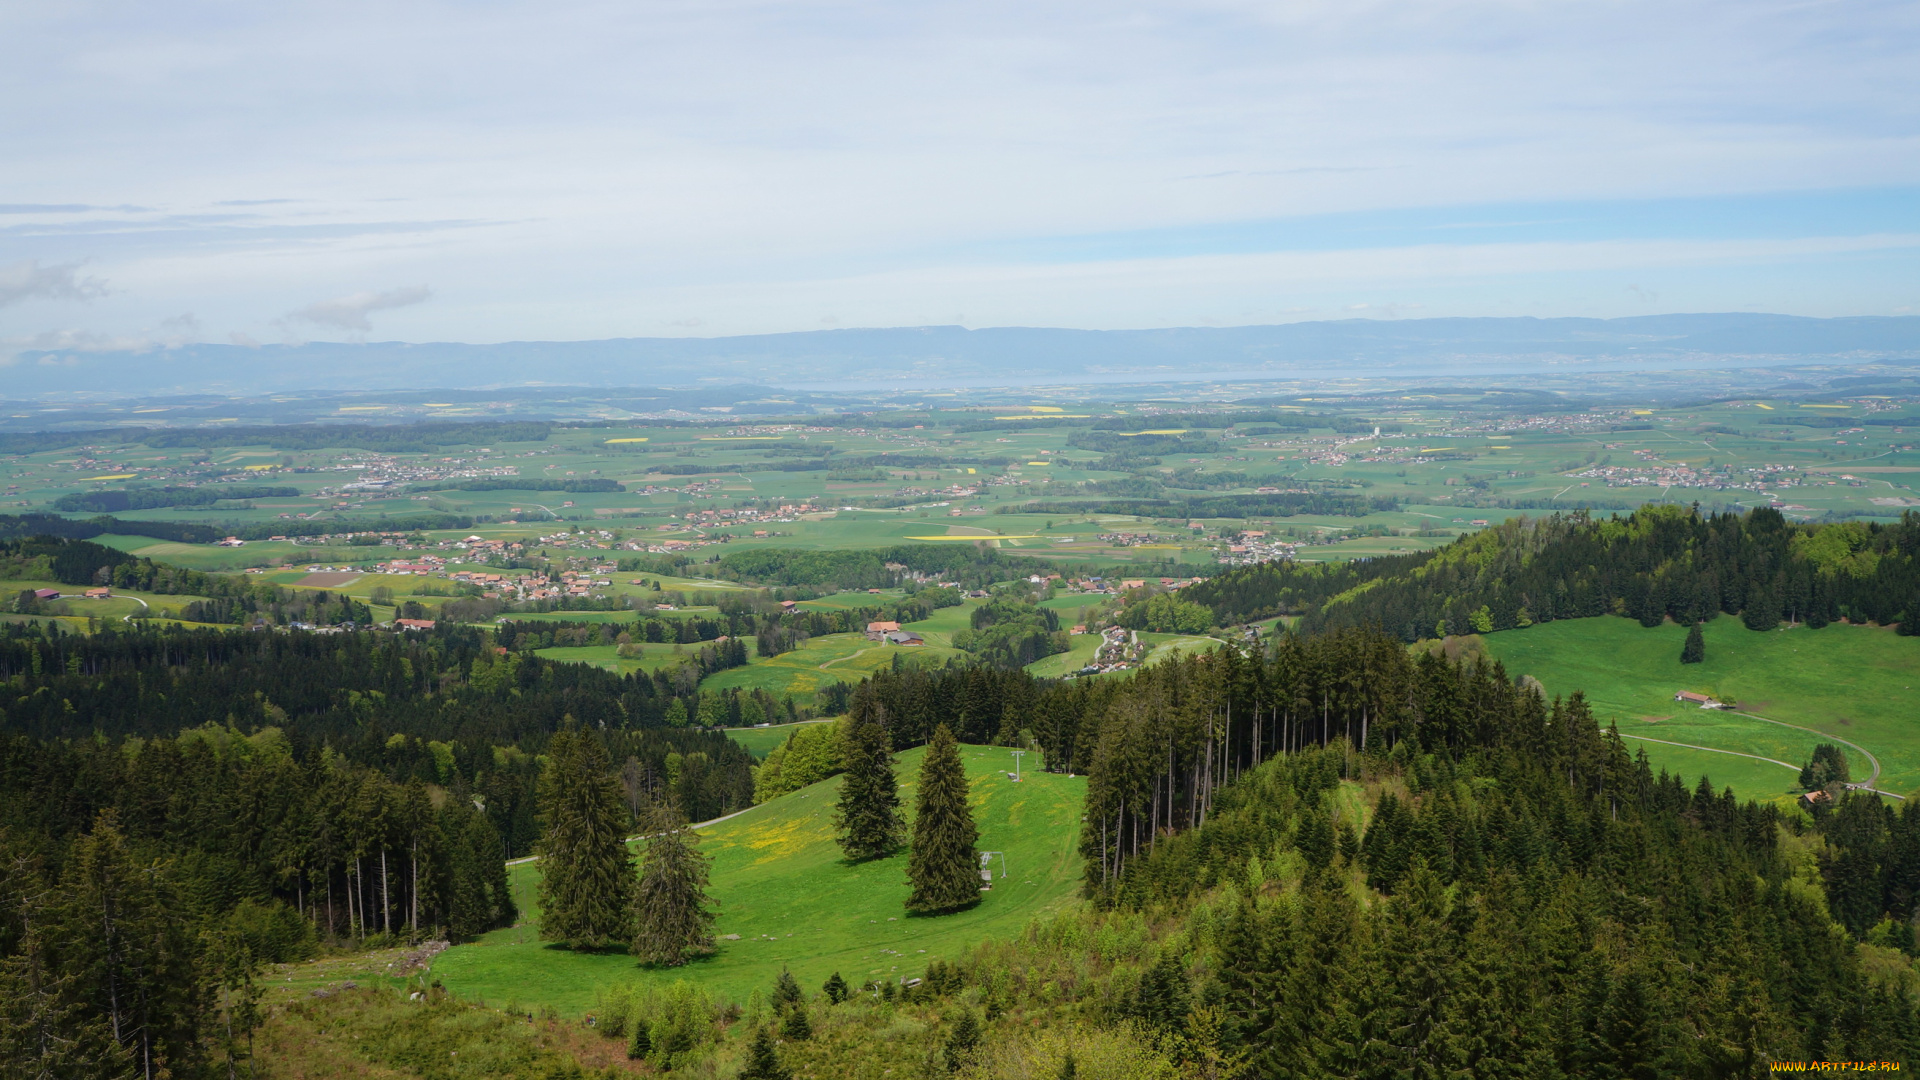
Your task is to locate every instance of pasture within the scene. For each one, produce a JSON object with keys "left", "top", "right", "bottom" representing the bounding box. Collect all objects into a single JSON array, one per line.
[
  {"left": 697, "top": 632, "right": 967, "bottom": 700},
  {"left": 724, "top": 720, "right": 835, "bottom": 759},
  {"left": 428, "top": 743, "right": 1086, "bottom": 1013},
  {"left": 1024, "top": 633, "right": 1102, "bottom": 678},
  {"left": 533, "top": 643, "right": 701, "bottom": 676},
  {"left": 1485, "top": 617, "right": 1920, "bottom": 802}
]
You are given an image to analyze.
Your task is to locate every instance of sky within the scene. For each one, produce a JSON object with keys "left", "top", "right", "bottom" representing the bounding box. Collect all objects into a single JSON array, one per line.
[{"left": 1, "top": 0, "right": 1918, "bottom": 358}]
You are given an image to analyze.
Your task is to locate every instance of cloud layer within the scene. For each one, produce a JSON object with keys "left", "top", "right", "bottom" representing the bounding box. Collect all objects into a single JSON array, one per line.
[{"left": 0, "top": 0, "right": 1915, "bottom": 353}]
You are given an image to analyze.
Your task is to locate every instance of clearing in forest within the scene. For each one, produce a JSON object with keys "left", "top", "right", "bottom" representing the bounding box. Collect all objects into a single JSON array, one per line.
[
  {"left": 429, "top": 743, "right": 1086, "bottom": 1013},
  {"left": 1485, "top": 616, "right": 1920, "bottom": 802}
]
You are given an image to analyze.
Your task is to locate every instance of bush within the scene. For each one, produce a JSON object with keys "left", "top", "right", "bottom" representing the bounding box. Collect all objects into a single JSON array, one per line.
[{"left": 224, "top": 898, "right": 316, "bottom": 963}]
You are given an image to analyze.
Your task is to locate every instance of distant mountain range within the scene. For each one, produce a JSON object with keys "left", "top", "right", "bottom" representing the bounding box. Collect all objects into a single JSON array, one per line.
[{"left": 9, "top": 313, "right": 1919, "bottom": 398}]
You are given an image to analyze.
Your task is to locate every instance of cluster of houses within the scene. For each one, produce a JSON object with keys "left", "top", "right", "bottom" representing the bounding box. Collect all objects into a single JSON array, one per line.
[
  {"left": 1069, "top": 626, "right": 1145, "bottom": 676},
  {"left": 1217, "top": 531, "right": 1298, "bottom": 566},
  {"left": 1056, "top": 575, "right": 1200, "bottom": 595}
]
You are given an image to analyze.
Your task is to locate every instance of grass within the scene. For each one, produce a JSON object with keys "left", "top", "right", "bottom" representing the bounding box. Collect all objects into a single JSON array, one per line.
[
  {"left": 1138, "top": 632, "right": 1223, "bottom": 665},
  {"left": 724, "top": 720, "right": 834, "bottom": 760},
  {"left": 698, "top": 633, "right": 968, "bottom": 700},
  {"left": 1024, "top": 633, "right": 1101, "bottom": 678},
  {"left": 0, "top": 579, "right": 213, "bottom": 622},
  {"left": 429, "top": 743, "right": 1086, "bottom": 1014},
  {"left": 1484, "top": 616, "right": 1920, "bottom": 802},
  {"left": 534, "top": 643, "right": 700, "bottom": 675}
]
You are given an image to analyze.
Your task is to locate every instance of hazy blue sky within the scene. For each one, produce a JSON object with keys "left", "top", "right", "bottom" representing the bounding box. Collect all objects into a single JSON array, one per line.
[{"left": 1, "top": 0, "right": 1917, "bottom": 354}]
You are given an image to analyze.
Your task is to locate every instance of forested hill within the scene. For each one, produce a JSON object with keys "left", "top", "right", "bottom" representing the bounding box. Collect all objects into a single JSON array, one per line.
[
  {"left": 7, "top": 616, "right": 1920, "bottom": 1068},
  {"left": 1184, "top": 504, "right": 1920, "bottom": 639}
]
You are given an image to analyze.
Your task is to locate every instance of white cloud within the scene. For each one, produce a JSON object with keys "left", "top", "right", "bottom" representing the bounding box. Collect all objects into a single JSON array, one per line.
[
  {"left": 0, "top": 261, "right": 107, "bottom": 308},
  {"left": 282, "top": 285, "right": 432, "bottom": 333},
  {"left": 0, "top": 0, "right": 1915, "bottom": 341}
]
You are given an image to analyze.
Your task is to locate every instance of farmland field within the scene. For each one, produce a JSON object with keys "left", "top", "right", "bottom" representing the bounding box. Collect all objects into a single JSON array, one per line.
[
  {"left": 533, "top": 643, "right": 702, "bottom": 675},
  {"left": 429, "top": 743, "right": 1085, "bottom": 1013},
  {"left": 697, "top": 632, "right": 968, "bottom": 700},
  {"left": 1485, "top": 617, "right": 1920, "bottom": 802}
]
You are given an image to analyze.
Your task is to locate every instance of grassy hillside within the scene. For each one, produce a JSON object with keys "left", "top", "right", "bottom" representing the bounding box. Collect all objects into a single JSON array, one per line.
[
  {"left": 429, "top": 742, "right": 1085, "bottom": 1013},
  {"left": 1484, "top": 617, "right": 1920, "bottom": 802}
]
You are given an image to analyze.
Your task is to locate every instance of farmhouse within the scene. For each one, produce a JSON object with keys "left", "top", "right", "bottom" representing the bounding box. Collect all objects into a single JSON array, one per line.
[
  {"left": 1674, "top": 691, "right": 1730, "bottom": 709},
  {"left": 883, "top": 630, "right": 924, "bottom": 646},
  {"left": 866, "top": 620, "right": 901, "bottom": 640}
]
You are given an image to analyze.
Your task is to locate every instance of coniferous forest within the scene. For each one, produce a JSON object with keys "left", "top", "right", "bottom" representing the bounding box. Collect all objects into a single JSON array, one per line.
[{"left": 6, "top": 518, "right": 1920, "bottom": 1072}]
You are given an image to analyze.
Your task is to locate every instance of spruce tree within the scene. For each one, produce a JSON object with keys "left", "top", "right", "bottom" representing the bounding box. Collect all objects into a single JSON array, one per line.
[
  {"left": 781, "top": 1003, "right": 812, "bottom": 1041},
  {"left": 771, "top": 969, "right": 803, "bottom": 1012},
  {"left": 56, "top": 810, "right": 204, "bottom": 1074},
  {"left": 536, "top": 729, "right": 635, "bottom": 949},
  {"left": 1680, "top": 622, "right": 1705, "bottom": 664},
  {"left": 834, "top": 698, "right": 905, "bottom": 861},
  {"left": 943, "top": 1010, "right": 982, "bottom": 1072},
  {"left": 630, "top": 806, "right": 716, "bottom": 967},
  {"left": 738, "top": 1025, "right": 793, "bottom": 1080},
  {"left": 1741, "top": 583, "right": 1782, "bottom": 631},
  {"left": 906, "top": 724, "right": 981, "bottom": 915},
  {"left": 822, "top": 971, "right": 849, "bottom": 1005}
]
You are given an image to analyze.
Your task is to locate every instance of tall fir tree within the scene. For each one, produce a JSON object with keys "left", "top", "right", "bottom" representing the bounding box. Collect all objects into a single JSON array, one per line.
[
  {"left": 1741, "top": 582, "right": 1782, "bottom": 631},
  {"left": 535, "top": 728, "right": 635, "bottom": 949},
  {"left": 834, "top": 698, "right": 905, "bottom": 861},
  {"left": 905, "top": 724, "right": 981, "bottom": 914},
  {"left": 630, "top": 807, "right": 716, "bottom": 967},
  {"left": 1680, "top": 621, "right": 1705, "bottom": 664},
  {"left": 56, "top": 810, "right": 205, "bottom": 1077}
]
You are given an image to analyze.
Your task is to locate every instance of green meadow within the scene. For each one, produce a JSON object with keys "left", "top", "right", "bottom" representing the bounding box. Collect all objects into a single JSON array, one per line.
[
  {"left": 697, "top": 633, "right": 967, "bottom": 700},
  {"left": 533, "top": 643, "right": 706, "bottom": 676},
  {"left": 1024, "top": 633, "right": 1102, "bottom": 678},
  {"left": 723, "top": 720, "right": 836, "bottom": 760},
  {"left": 429, "top": 743, "right": 1085, "bottom": 1013},
  {"left": 1484, "top": 617, "right": 1920, "bottom": 802}
]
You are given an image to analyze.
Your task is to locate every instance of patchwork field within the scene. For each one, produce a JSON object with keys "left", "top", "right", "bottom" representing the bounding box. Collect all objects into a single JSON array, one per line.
[
  {"left": 1485, "top": 617, "right": 1920, "bottom": 802},
  {"left": 429, "top": 743, "right": 1086, "bottom": 1013}
]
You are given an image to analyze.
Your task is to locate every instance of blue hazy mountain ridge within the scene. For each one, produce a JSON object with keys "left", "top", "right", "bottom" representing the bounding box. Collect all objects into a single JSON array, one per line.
[{"left": 11, "top": 313, "right": 1920, "bottom": 396}]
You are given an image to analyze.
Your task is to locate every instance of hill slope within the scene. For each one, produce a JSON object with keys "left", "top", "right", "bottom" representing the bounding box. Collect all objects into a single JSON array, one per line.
[{"left": 429, "top": 743, "right": 1084, "bottom": 1012}]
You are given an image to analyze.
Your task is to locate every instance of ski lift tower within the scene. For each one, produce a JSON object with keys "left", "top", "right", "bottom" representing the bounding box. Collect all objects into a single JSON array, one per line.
[
  {"left": 978, "top": 851, "right": 1008, "bottom": 890},
  {"left": 1008, "top": 749, "right": 1026, "bottom": 781}
]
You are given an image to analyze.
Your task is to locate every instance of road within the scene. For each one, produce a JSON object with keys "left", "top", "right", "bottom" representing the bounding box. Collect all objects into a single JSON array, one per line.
[
  {"left": 1620, "top": 712, "right": 1907, "bottom": 801},
  {"left": 503, "top": 804, "right": 763, "bottom": 868},
  {"left": 1729, "top": 708, "right": 1901, "bottom": 799}
]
